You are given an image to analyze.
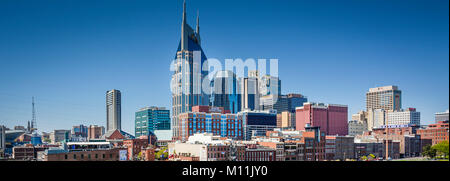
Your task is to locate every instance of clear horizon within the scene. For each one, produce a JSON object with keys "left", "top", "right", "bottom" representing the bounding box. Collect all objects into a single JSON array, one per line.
[{"left": 0, "top": 0, "right": 448, "bottom": 134}]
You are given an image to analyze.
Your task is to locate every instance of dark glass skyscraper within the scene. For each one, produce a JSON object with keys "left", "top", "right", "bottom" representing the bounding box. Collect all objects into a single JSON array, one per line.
[
  {"left": 211, "top": 70, "right": 241, "bottom": 113},
  {"left": 171, "top": 1, "right": 209, "bottom": 140}
]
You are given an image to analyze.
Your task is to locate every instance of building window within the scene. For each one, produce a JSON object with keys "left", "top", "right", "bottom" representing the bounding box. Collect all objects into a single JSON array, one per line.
[{"left": 65, "top": 154, "right": 68, "bottom": 160}]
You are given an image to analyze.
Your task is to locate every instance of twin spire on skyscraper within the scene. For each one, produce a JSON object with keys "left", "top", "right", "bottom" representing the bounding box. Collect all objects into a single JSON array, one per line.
[{"left": 180, "top": 0, "right": 201, "bottom": 51}]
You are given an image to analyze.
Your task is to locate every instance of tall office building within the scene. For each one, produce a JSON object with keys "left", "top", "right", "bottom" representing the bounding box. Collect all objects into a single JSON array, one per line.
[
  {"left": 261, "top": 93, "right": 308, "bottom": 114},
  {"left": 263, "top": 93, "right": 307, "bottom": 129},
  {"left": 241, "top": 71, "right": 260, "bottom": 111},
  {"left": 135, "top": 107, "right": 171, "bottom": 137},
  {"left": 366, "top": 85, "right": 402, "bottom": 111},
  {"left": 260, "top": 94, "right": 288, "bottom": 113},
  {"left": 287, "top": 93, "right": 308, "bottom": 112},
  {"left": 211, "top": 70, "right": 241, "bottom": 113},
  {"left": 171, "top": 1, "right": 209, "bottom": 140},
  {"left": 259, "top": 74, "right": 281, "bottom": 97},
  {"left": 106, "top": 89, "right": 121, "bottom": 131}
]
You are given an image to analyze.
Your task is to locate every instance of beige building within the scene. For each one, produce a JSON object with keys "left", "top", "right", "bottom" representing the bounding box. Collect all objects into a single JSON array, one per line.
[
  {"left": 88, "top": 125, "right": 105, "bottom": 140},
  {"left": 106, "top": 89, "right": 121, "bottom": 132},
  {"left": 366, "top": 86, "right": 401, "bottom": 111},
  {"left": 50, "top": 130, "right": 70, "bottom": 144},
  {"left": 352, "top": 111, "right": 368, "bottom": 123},
  {"left": 168, "top": 133, "right": 234, "bottom": 161},
  {"left": 349, "top": 111, "right": 368, "bottom": 135},
  {"left": 277, "top": 111, "right": 295, "bottom": 128},
  {"left": 367, "top": 109, "right": 386, "bottom": 131}
]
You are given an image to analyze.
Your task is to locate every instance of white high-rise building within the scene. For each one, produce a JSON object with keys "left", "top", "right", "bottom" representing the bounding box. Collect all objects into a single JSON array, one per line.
[
  {"left": 240, "top": 71, "right": 260, "bottom": 111},
  {"left": 106, "top": 89, "right": 121, "bottom": 131},
  {"left": 386, "top": 108, "right": 420, "bottom": 126},
  {"left": 259, "top": 74, "right": 281, "bottom": 97},
  {"left": 367, "top": 109, "right": 386, "bottom": 131}
]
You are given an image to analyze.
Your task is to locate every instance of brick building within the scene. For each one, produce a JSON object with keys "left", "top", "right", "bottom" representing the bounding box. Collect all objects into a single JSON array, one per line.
[
  {"left": 296, "top": 103, "right": 348, "bottom": 136},
  {"left": 123, "top": 139, "right": 149, "bottom": 161},
  {"left": 244, "top": 145, "right": 276, "bottom": 161},
  {"left": 88, "top": 125, "right": 105, "bottom": 140},
  {"left": 176, "top": 106, "right": 243, "bottom": 141},
  {"left": 13, "top": 145, "right": 46, "bottom": 160},
  {"left": 417, "top": 120, "right": 449, "bottom": 145},
  {"left": 41, "top": 148, "right": 124, "bottom": 161},
  {"left": 325, "top": 136, "right": 355, "bottom": 160}
]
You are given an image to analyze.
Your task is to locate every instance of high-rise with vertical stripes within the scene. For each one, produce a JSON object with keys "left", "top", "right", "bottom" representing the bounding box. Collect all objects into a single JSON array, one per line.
[
  {"left": 171, "top": 1, "right": 209, "bottom": 140},
  {"left": 106, "top": 89, "right": 121, "bottom": 132}
]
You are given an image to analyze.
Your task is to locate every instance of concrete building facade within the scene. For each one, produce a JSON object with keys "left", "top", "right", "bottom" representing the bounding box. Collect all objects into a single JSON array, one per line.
[
  {"left": 366, "top": 85, "right": 401, "bottom": 111},
  {"left": 435, "top": 110, "right": 449, "bottom": 123},
  {"left": 386, "top": 108, "right": 420, "bottom": 126},
  {"left": 106, "top": 89, "right": 121, "bottom": 132},
  {"left": 88, "top": 125, "right": 105, "bottom": 140}
]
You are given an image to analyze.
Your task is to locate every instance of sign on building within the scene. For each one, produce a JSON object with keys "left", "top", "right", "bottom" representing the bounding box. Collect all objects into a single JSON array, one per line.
[{"left": 119, "top": 150, "right": 128, "bottom": 161}]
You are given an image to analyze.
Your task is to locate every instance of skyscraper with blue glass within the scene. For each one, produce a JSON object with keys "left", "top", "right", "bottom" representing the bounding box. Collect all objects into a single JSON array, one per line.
[
  {"left": 211, "top": 70, "right": 241, "bottom": 114},
  {"left": 171, "top": 1, "right": 210, "bottom": 140},
  {"left": 135, "top": 107, "right": 170, "bottom": 137}
]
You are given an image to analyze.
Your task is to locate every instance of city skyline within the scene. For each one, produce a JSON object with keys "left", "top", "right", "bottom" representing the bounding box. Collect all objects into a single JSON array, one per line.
[{"left": 0, "top": 0, "right": 449, "bottom": 134}]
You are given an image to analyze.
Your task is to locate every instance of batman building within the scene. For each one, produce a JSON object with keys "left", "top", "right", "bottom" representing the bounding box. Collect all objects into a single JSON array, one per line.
[{"left": 171, "top": 1, "right": 209, "bottom": 140}]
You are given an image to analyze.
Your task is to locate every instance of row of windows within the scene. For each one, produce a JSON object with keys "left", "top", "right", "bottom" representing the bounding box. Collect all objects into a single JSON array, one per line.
[{"left": 64, "top": 153, "right": 115, "bottom": 160}]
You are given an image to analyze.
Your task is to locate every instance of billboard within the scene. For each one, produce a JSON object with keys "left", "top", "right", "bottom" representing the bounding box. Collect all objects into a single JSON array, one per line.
[{"left": 119, "top": 150, "right": 128, "bottom": 161}]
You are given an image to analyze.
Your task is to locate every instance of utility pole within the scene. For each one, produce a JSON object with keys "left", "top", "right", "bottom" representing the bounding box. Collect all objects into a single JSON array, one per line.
[{"left": 385, "top": 125, "right": 389, "bottom": 160}]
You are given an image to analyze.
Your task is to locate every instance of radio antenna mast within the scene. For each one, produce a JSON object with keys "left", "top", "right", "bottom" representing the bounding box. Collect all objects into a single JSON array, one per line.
[{"left": 31, "top": 96, "right": 37, "bottom": 133}]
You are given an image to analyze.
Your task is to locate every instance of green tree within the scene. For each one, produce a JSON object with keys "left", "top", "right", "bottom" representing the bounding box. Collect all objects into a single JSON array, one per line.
[
  {"left": 137, "top": 152, "right": 143, "bottom": 161},
  {"left": 422, "top": 145, "right": 437, "bottom": 159},
  {"left": 155, "top": 147, "right": 168, "bottom": 160},
  {"left": 432, "top": 141, "right": 449, "bottom": 158}
]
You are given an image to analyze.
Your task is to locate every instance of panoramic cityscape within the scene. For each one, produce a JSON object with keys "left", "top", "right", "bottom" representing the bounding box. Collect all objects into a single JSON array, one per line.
[{"left": 0, "top": 0, "right": 448, "bottom": 162}]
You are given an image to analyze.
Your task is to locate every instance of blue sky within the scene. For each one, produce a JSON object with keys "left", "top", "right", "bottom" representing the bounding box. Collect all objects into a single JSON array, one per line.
[{"left": 0, "top": 0, "right": 448, "bottom": 134}]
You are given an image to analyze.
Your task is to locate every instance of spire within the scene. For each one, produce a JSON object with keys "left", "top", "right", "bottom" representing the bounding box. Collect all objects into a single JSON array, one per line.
[
  {"left": 181, "top": 0, "right": 187, "bottom": 51},
  {"left": 196, "top": 10, "right": 201, "bottom": 45},
  {"left": 183, "top": 0, "right": 186, "bottom": 24},
  {"left": 196, "top": 10, "right": 200, "bottom": 34}
]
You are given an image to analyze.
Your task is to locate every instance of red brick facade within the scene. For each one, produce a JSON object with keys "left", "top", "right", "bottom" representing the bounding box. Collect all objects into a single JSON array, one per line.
[{"left": 417, "top": 121, "right": 449, "bottom": 145}]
